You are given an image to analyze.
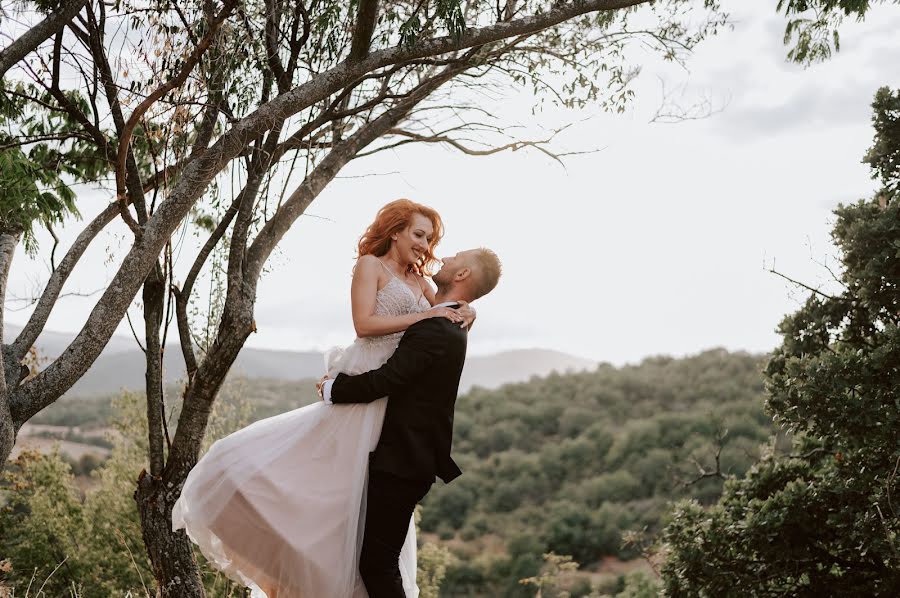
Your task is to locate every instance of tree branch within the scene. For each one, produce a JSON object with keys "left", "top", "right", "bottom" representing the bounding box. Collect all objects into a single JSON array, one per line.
[
  {"left": 174, "top": 195, "right": 243, "bottom": 380},
  {"left": 244, "top": 59, "right": 474, "bottom": 284},
  {"left": 767, "top": 265, "right": 839, "bottom": 301},
  {"left": 681, "top": 426, "right": 729, "bottom": 488},
  {"left": 114, "top": 0, "right": 238, "bottom": 231},
  {"left": 0, "top": 0, "right": 87, "bottom": 78},
  {"left": 264, "top": 0, "right": 289, "bottom": 90},
  {"left": 0, "top": 229, "right": 23, "bottom": 478},
  {"left": 357, "top": 122, "right": 593, "bottom": 166},
  {"left": 6, "top": 0, "right": 653, "bottom": 429},
  {"left": 650, "top": 77, "right": 730, "bottom": 124},
  {"left": 349, "top": 0, "right": 380, "bottom": 63},
  {"left": 7, "top": 203, "right": 119, "bottom": 371},
  {"left": 82, "top": 2, "right": 146, "bottom": 232}
]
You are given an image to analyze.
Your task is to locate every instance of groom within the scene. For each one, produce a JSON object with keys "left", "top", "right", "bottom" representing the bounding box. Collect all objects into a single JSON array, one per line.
[{"left": 318, "top": 247, "right": 502, "bottom": 598}]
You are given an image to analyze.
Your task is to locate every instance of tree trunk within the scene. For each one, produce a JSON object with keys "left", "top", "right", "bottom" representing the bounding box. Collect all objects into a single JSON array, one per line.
[
  {"left": 0, "top": 407, "right": 13, "bottom": 469},
  {"left": 135, "top": 471, "right": 207, "bottom": 597},
  {"left": 0, "top": 230, "right": 21, "bottom": 467},
  {"left": 136, "top": 251, "right": 212, "bottom": 596},
  {"left": 139, "top": 300, "right": 255, "bottom": 598}
]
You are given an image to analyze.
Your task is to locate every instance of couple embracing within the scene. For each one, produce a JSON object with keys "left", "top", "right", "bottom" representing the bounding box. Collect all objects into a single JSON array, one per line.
[{"left": 172, "top": 199, "right": 502, "bottom": 597}]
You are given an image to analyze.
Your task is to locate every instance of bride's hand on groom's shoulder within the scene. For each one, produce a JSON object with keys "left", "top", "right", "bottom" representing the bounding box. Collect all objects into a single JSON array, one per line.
[
  {"left": 456, "top": 301, "right": 476, "bottom": 330},
  {"left": 422, "top": 305, "right": 466, "bottom": 326}
]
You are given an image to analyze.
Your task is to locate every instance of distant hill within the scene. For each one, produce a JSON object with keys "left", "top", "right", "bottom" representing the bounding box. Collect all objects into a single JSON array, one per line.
[
  {"left": 4, "top": 324, "right": 596, "bottom": 396},
  {"left": 457, "top": 348, "right": 597, "bottom": 390}
]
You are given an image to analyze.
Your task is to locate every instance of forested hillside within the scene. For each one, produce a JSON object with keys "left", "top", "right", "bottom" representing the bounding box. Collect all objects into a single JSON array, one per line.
[
  {"left": 422, "top": 349, "right": 777, "bottom": 595},
  {"left": 5, "top": 349, "right": 775, "bottom": 596}
]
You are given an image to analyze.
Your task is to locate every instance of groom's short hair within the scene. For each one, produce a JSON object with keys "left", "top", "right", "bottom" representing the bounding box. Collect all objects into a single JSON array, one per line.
[{"left": 468, "top": 248, "right": 502, "bottom": 301}]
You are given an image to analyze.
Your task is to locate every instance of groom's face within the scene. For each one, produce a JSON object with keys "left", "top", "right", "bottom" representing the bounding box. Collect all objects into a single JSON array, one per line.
[{"left": 433, "top": 250, "right": 472, "bottom": 286}]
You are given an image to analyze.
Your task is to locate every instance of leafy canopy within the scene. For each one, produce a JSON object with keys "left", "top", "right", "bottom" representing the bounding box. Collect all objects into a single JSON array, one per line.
[{"left": 778, "top": 0, "right": 900, "bottom": 64}]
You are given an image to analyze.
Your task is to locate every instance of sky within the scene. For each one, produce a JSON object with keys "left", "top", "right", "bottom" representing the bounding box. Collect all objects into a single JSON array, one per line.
[{"left": 5, "top": 0, "right": 900, "bottom": 366}]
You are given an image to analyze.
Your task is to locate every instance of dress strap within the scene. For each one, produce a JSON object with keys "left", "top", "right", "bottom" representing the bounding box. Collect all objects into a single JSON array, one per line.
[
  {"left": 376, "top": 257, "right": 400, "bottom": 281},
  {"left": 377, "top": 257, "right": 425, "bottom": 305}
]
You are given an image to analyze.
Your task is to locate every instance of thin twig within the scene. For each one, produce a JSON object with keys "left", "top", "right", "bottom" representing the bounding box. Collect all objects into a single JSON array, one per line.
[
  {"left": 113, "top": 527, "right": 150, "bottom": 597},
  {"left": 767, "top": 266, "right": 839, "bottom": 301}
]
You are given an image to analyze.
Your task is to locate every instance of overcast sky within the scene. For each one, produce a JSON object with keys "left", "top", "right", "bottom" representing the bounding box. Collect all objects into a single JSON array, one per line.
[{"left": 5, "top": 0, "right": 900, "bottom": 366}]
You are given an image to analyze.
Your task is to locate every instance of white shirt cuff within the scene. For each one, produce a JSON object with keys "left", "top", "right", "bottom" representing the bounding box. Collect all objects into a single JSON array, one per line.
[{"left": 322, "top": 379, "right": 335, "bottom": 404}]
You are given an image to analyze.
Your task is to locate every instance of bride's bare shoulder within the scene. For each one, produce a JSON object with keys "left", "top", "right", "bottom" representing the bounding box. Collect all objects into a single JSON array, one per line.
[{"left": 354, "top": 254, "right": 382, "bottom": 274}]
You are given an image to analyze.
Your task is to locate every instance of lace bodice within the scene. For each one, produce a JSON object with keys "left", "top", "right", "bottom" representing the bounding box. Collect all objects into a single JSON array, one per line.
[{"left": 364, "top": 277, "right": 432, "bottom": 346}]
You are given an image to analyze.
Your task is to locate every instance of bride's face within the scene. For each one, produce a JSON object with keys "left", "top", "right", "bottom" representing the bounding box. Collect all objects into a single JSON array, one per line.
[{"left": 392, "top": 213, "right": 434, "bottom": 266}]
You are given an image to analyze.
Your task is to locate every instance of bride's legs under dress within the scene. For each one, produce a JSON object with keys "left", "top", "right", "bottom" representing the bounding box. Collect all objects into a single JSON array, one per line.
[
  {"left": 209, "top": 489, "right": 328, "bottom": 597},
  {"left": 209, "top": 487, "right": 418, "bottom": 598}
]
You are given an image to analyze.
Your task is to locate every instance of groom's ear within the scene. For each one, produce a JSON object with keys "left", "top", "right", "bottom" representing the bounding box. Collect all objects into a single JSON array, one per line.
[{"left": 455, "top": 267, "right": 471, "bottom": 282}]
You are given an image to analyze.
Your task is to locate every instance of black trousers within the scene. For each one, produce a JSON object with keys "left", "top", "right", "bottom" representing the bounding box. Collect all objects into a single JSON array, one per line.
[{"left": 359, "top": 469, "right": 432, "bottom": 598}]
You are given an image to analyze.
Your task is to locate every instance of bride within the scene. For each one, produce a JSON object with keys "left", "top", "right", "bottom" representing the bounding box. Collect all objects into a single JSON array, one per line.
[{"left": 171, "top": 199, "right": 474, "bottom": 597}]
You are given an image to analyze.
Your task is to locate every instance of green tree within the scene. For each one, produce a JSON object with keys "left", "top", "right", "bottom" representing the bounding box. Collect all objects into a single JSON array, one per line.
[
  {"left": 417, "top": 540, "right": 452, "bottom": 598},
  {"left": 661, "top": 87, "right": 900, "bottom": 596},
  {"left": 519, "top": 552, "right": 580, "bottom": 598},
  {"left": 864, "top": 87, "right": 900, "bottom": 196},
  {"left": 0, "top": 448, "right": 90, "bottom": 595},
  {"left": 777, "top": 0, "right": 900, "bottom": 65},
  {"left": 0, "top": 385, "right": 254, "bottom": 596}
]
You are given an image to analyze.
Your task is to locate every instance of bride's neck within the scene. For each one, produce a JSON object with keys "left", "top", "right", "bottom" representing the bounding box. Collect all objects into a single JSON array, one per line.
[{"left": 381, "top": 251, "right": 409, "bottom": 275}]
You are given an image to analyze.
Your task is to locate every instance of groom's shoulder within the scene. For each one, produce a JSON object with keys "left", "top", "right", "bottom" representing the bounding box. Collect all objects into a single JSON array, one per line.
[
  {"left": 408, "top": 316, "right": 463, "bottom": 338},
  {"left": 408, "top": 317, "right": 447, "bottom": 334},
  {"left": 416, "top": 319, "right": 467, "bottom": 352}
]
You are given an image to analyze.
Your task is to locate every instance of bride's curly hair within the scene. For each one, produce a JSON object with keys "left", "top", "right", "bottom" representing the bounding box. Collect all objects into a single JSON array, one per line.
[{"left": 357, "top": 199, "right": 444, "bottom": 276}]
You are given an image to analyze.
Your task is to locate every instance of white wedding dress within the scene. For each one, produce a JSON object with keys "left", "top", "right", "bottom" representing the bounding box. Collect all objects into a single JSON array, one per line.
[{"left": 171, "top": 274, "right": 430, "bottom": 597}]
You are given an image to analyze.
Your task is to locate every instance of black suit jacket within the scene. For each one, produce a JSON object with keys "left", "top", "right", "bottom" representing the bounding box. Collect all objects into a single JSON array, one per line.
[{"left": 329, "top": 315, "right": 467, "bottom": 484}]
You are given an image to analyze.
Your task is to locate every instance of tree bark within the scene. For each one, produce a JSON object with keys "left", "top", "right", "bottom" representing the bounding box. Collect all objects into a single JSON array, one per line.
[
  {"left": 143, "top": 262, "right": 167, "bottom": 476},
  {"left": 134, "top": 471, "right": 206, "bottom": 598},
  {"left": 0, "top": 0, "right": 86, "bottom": 78},
  {"left": 0, "top": 403, "right": 12, "bottom": 471},
  {"left": 0, "top": 230, "right": 22, "bottom": 467},
  {"left": 349, "top": 0, "right": 380, "bottom": 62}
]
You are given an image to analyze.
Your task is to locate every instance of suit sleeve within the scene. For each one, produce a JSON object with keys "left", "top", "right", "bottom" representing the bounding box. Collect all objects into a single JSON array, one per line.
[{"left": 330, "top": 319, "right": 446, "bottom": 404}]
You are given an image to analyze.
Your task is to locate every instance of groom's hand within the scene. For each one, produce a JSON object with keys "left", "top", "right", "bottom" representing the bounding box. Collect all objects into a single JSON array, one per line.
[{"left": 316, "top": 375, "right": 330, "bottom": 401}]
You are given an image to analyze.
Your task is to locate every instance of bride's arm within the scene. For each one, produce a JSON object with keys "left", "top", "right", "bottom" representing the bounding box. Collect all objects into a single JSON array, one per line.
[{"left": 352, "top": 255, "right": 463, "bottom": 337}]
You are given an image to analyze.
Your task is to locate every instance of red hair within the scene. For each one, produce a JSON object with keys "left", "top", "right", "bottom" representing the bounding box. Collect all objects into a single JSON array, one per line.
[{"left": 357, "top": 199, "right": 444, "bottom": 275}]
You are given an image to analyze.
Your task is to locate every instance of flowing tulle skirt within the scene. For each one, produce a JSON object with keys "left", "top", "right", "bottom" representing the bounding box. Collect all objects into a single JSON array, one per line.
[{"left": 171, "top": 337, "right": 418, "bottom": 597}]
